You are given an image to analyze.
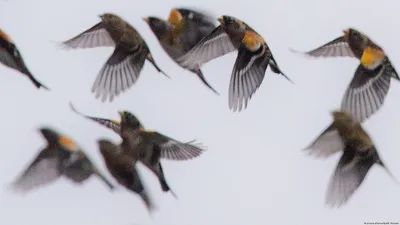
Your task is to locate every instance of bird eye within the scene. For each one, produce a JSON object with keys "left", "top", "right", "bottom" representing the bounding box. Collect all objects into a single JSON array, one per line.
[{"left": 224, "top": 17, "right": 232, "bottom": 24}]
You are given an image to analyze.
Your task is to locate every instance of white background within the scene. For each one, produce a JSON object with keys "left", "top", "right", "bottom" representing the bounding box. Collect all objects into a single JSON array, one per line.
[{"left": 0, "top": 0, "right": 399, "bottom": 224}]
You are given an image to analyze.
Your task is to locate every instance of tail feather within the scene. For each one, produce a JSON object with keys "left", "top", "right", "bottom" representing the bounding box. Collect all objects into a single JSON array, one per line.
[
  {"left": 28, "top": 74, "right": 50, "bottom": 91},
  {"left": 94, "top": 170, "right": 116, "bottom": 191},
  {"left": 146, "top": 54, "right": 170, "bottom": 79},
  {"left": 269, "top": 60, "right": 294, "bottom": 84},
  {"left": 193, "top": 68, "right": 220, "bottom": 95},
  {"left": 157, "top": 164, "right": 178, "bottom": 199}
]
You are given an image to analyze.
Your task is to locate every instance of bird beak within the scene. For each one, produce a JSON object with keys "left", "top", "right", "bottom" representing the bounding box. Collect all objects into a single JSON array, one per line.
[
  {"left": 343, "top": 29, "right": 349, "bottom": 36},
  {"left": 217, "top": 16, "right": 224, "bottom": 24},
  {"left": 142, "top": 17, "right": 149, "bottom": 23}
]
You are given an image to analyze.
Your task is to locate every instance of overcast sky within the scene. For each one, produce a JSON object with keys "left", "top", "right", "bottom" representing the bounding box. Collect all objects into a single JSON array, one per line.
[{"left": 1, "top": 0, "right": 400, "bottom": 224}]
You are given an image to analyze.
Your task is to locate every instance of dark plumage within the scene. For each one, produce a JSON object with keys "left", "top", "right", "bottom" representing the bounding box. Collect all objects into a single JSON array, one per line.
[
  {"left": 143, "top": 8, "right": 219, "bottom": 94},
  {"left": 291, "top": 28, "right": 400, "bottom": 122},
  {"left": 11, "top": 127, "right": 115, "bottom": 193},
  {"left": 0, "top": 29, "right": 49, "bottom": 90},
  {"left": 304, "top": 110, "right": 397, "bottom": 207},
  {"left": 61, "top": 13, "right": 169, "bottom": 102},
  {"left": 175, "top": 15, "right": 293, "bottom": 112}
]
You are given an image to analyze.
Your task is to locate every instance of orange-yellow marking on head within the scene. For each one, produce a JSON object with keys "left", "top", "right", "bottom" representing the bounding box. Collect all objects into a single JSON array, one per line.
[
  {"left": 58, "top": 136, "right": 78, "bottom": 151},
  {"left": 168, "top": 9, "right": 183, "bottom": 26},
  {"left": 0, "top": 30, "right": 12, "bottom": 43},
  {"left": 360, "top": 47, "right": 385, "bottom": 68},
  {"left": 242, "top": 31, "right": 264, "bottom": 51}
]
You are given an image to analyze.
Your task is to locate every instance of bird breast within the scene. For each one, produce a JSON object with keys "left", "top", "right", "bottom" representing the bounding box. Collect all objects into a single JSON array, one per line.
[
  {"left": 242, "top": 31, "right": 264, "bottom": 52},
  {"left": 360, "top": 47, "right": 385, "bottom": 70}
]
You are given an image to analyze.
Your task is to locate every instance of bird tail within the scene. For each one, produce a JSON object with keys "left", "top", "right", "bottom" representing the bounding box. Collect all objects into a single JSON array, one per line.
[
  {"left": 377, "top": 158, "right": 399, "bottom": 184},
  {"left": 28, "top": 74, "right": 50, "bottom": 91},
  {"left": 94, "top": 169, "right": 116, "bottom": 191},
  {"left": 157, "top": 164, "right": 178, "bottom": 199},
  {"left": 146, "top": 53, "right": 170, "bottom": 79},
  {"left": 269, "top": 59, "right": 294, "bottom": 84},
  {"left": 193, "top": 68, "right": 220, "bottom": 95}
]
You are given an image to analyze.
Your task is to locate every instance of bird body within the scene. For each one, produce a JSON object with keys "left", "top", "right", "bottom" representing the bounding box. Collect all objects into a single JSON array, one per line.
[
  {"left": 292, "top": 28, "right": 399, "bottom": 122},
  {"left": 175, "top": 15, "right": 292, "bottom": 112},
  {"left": 0, "top": 29, "right": 49, "bottom": 90},
  {"left": 11, "top": 127, "right": 114, "bottom": 193},
  {"left": 144, "top": 8, "right": 219, "bottom": 94},
  {"left": 61, "top": 13, "right": 169, "bottom": 102},
  {"left": 117, "top": 110, "right": 206, "bottom": 198},
  {"left": 97, "top": 139, "right": 155, "bottom": 213},
  {"left": 304, "top": 110, "right": 397, "bottom": 207}
]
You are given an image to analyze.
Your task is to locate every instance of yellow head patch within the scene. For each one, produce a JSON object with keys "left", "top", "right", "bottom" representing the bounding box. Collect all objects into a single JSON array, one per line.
[
  {"left": 242, "top": 31, "right": 264, "bottom": 52},
  {"left": 0, "top": 30, "right": 12, "bottom": 43},
  {"left": 361, "top": 47, "right": 385, "bottom": 69},
  {"left": 168, "top": 9, "right": 183, "bottom": 26},
  {"left": 58, "top": 136, "right": 78, "bottom": 151}
]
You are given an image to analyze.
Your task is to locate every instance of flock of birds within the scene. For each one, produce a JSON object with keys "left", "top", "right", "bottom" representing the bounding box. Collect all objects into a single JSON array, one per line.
[{"left": 1, "top": 5, "right": 399, "bottom": 221}]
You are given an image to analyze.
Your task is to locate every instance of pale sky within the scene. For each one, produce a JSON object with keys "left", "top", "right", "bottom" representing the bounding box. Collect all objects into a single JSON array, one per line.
[{"left": 1, "top": 0, "right": 400, "bottom": 224}]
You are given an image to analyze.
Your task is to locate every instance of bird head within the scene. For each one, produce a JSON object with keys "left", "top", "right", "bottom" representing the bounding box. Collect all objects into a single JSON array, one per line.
[
  {"left": 118, "top": 110, "right": 143, "bottom": 130},
  {"left": 143, "top": 17, "right": 170, "bottom": 37},
  {"left": 99, "top": 13, "right": 121, "bottom": 25},
  {"left": 218, "top": 15, "right": 245, "bottom": 31},
  {"left": 39, "top": 127, "right": 79, "bottom": 151},
  {"left": 0, "top": 29, "right": 13, "bottom": 44}
]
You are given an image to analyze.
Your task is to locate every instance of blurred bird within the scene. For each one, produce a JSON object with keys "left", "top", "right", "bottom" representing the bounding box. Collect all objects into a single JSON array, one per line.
[
  {"left": 97, "top": 139, "right": 155, "bottom": 213},
  {"left": 11, "top": 127, "right": 115, "bottom": 193},
  {"left": 69, "top": 102, "right": 120, "bottom": 134},
  {"left": 69, "top": 102, "right": 205, "bottom": 161},
  {"left": 304, "top": 110, "right": 397, "bottom": 207},
  {"left": 291, "top": 28, "right": 400, "bottom": 122},
  {"left": 61, "top": 13, "right": 169, "bottom": 102},
  {"left": 175, "top": 15, "right": 293, "bottom": 112},
  {"left": 143, "top": 7, "right": 219, "bottom": 94},
  {"left": 0, "top": 29, "right": 49, "bottom": 90},
  {"left": 118, "top": 110, "right": 207, "bottom": 198}
]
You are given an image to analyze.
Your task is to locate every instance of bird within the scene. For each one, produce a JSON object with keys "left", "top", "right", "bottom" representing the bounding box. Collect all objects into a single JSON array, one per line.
[
  {"left": 303, "top": 110, "right": 397, "bottom": 207},
  {"left": 69, "top": 102, "right": 206, "bottom": 161},
  {"left": 0, "top": 29, "right": 49, "bottom": 90},
  {"left": 97, "top": 139, "right": 155, "bottom": 213},
  {"left": 69, "top": 102, "right": 121, "bottom": 134},
  {"left": 175, "top": 15, "right": 293, "bottom": 112},
  {"left": 60, "top": 13, "right": 169, "bottom": 102},
  {"left": 143, "top": 7, "right": 219, "bottom": 94},
  {"left": 11, "top": 127, "right": 115, "bottom": 193},
  {"left": 290, "top": 28, "right": 400, "bottom": 123},
  {"left": 117, "top": 110, "right": 207, "bottom": 198}
]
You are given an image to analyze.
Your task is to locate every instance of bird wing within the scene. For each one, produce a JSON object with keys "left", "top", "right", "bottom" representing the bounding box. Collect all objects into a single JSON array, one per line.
[
  {"left": 291, "top": 36, "right": 355, "bottom": 58},
  {"left": 11, "top": 150, "right": 61, "bottom": 193},
  {"left": 91, "top": 44, "right": 147, "bottom": 102},
  {"left": 325, "top": 148, "right": 375, "bottom": 207},
  {"left": 303, "top": 123, "right": 344, "bottom": 159},
  {"left": 61, "top": 22, "right": 115, "bottom": 49},
  {"left": 228, "top": 44, "right": 269, "bottom": 112},
  {"left": 177, "top": 8, "right": 216, "bottom": 50},
  {"left": 69, "top": 102, "right": 121, "bottom": 134},
  {"left": 340, "top": 62, "right": 391, "bottom": 123},
  {"left": 142, "top": 131, "right": 206, "bottom": 161},
  {"left": 175, "top": 25, "right": 236, "bottom": 70}
]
